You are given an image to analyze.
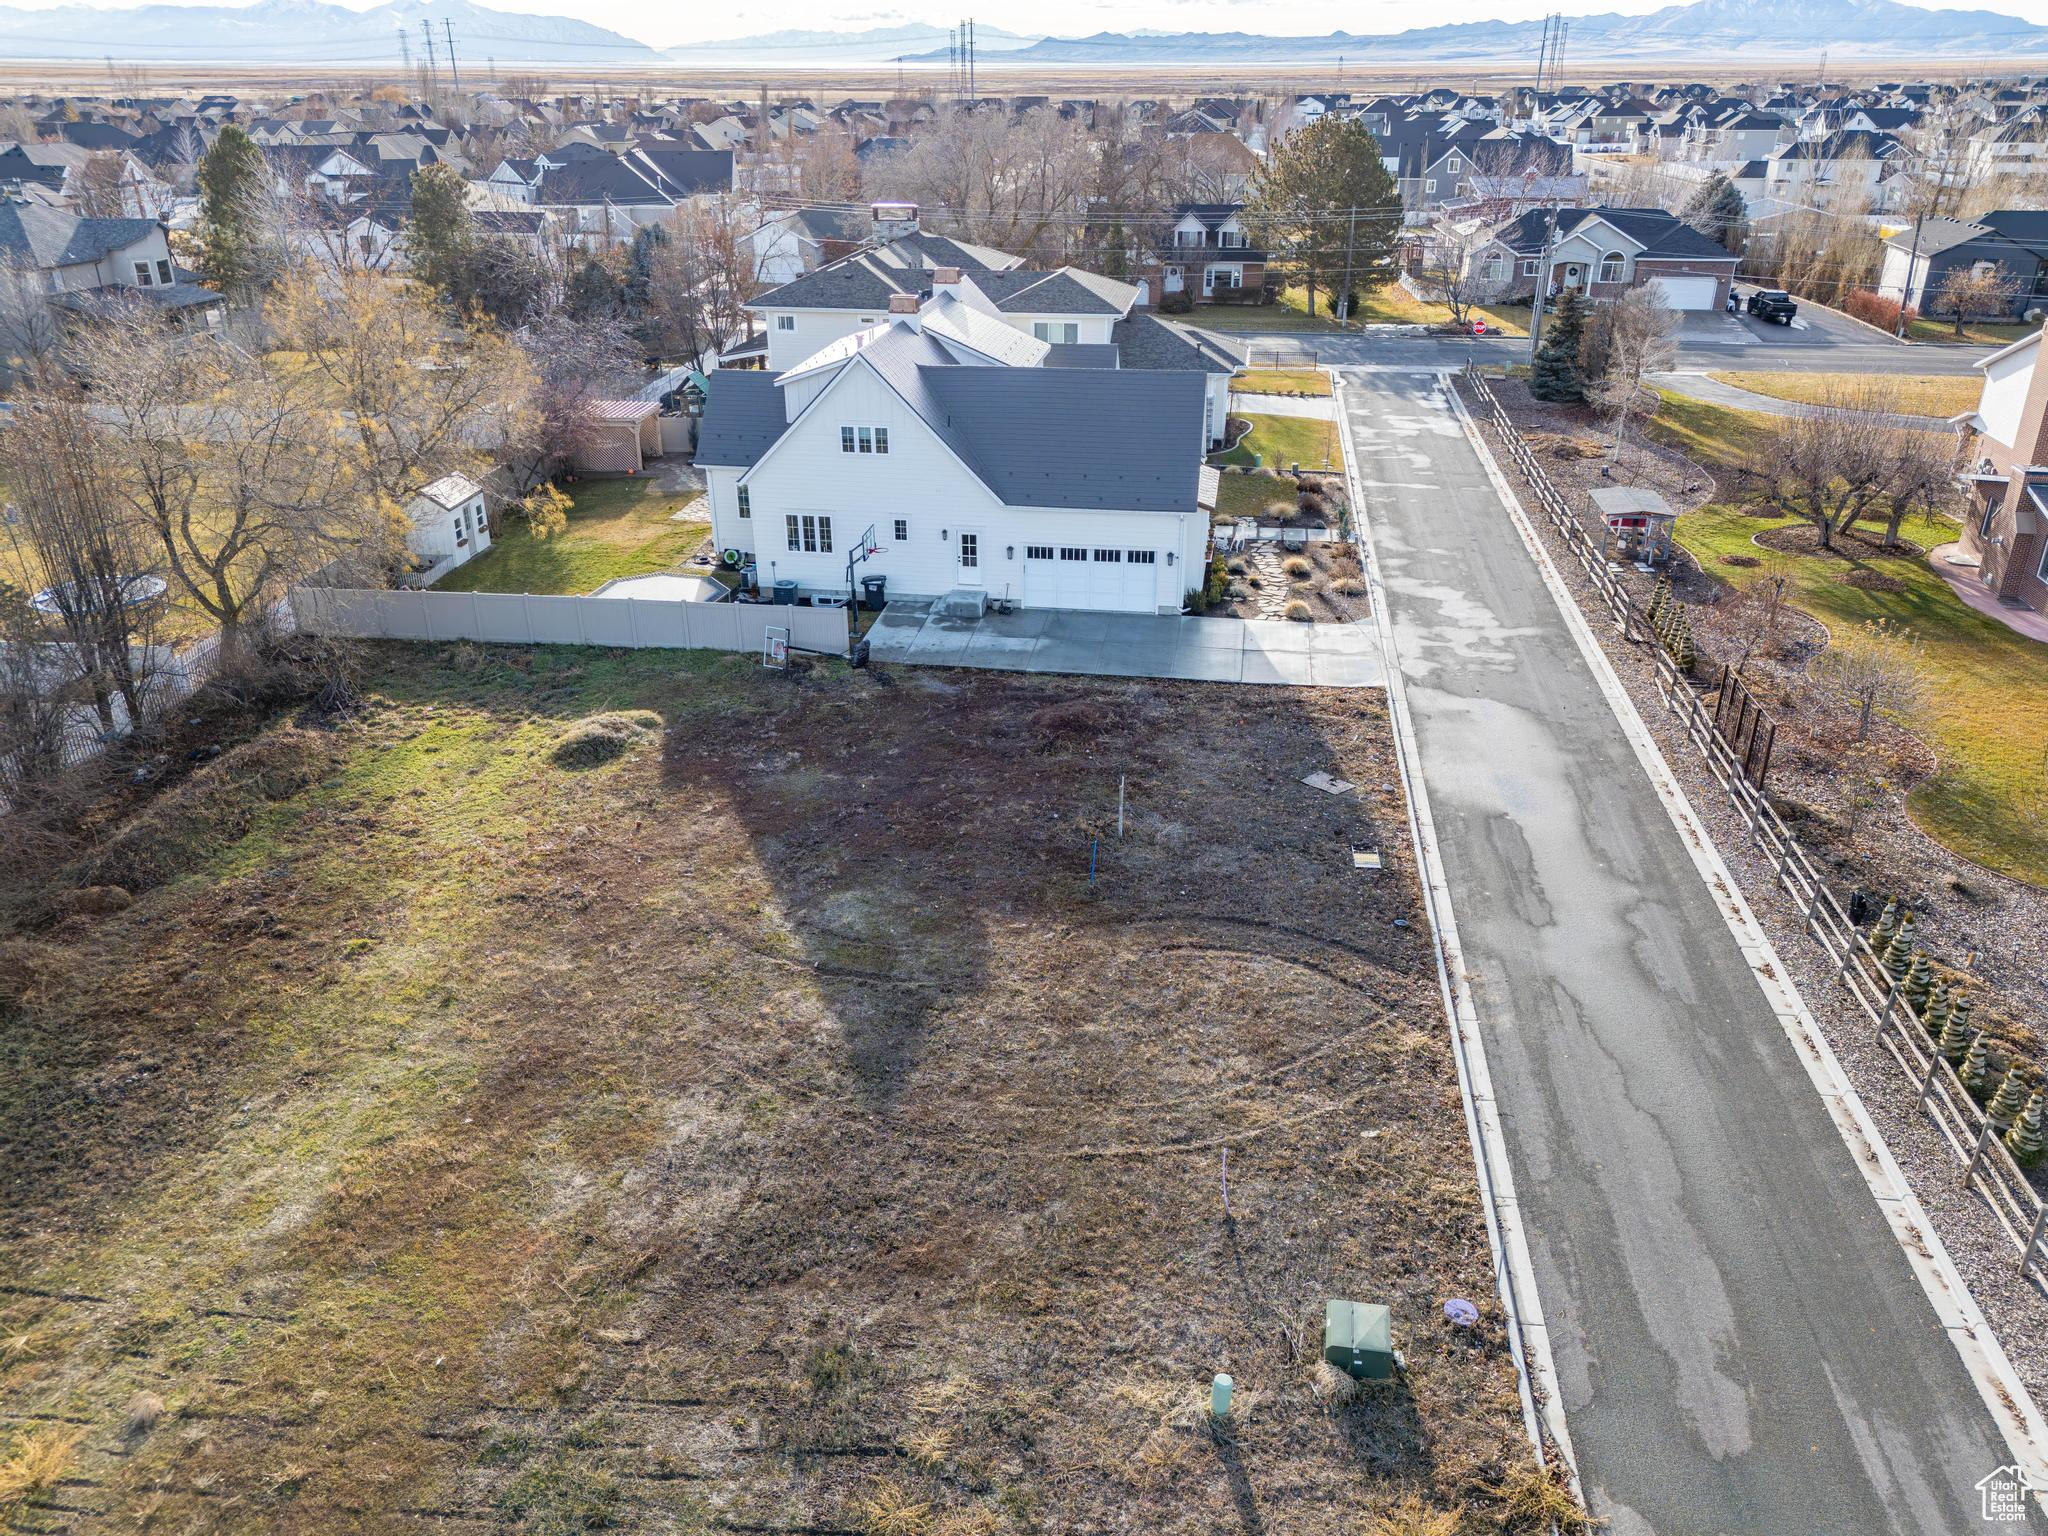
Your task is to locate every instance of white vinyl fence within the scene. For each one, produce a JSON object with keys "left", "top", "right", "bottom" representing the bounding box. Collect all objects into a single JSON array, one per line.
[{"left": 288, "top": 586, "right": 850, "bottom": 655}]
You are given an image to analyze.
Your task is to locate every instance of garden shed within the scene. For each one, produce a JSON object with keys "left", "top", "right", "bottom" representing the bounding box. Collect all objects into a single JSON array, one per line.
[{"left": 1590, "top": 485, "right": 1678, "bottom": 566}]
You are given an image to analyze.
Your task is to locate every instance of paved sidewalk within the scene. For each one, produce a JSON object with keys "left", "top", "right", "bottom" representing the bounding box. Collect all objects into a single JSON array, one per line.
[
  {"left": 1338, "top": 367, "right": 2041, "bottom": 1535},
  {"left": 1652, "top": 370, "right": 1949, "bottom": 427},
  {"left": 866, "top": 604, "right": 1383, "bottom": 686},
  {"left": 1228, "top": 390, "right": 1337, "bottom": 419},
  {"left": 1928, "top": 543, "right": 2048, "bottom": 643}
]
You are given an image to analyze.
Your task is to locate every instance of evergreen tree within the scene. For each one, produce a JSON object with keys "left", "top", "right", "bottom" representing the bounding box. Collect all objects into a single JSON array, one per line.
[
  {"left": 1530, "top": 288, "right": 1587, "bottom": 402},
  {"left": 1681, "top": 171, "right": 1748, "bottom": 253},
  {"left": 1986, "top": 1065, "right": 2030, "bottom": 1129},
  {"left": 1901, "top": 954, "right": 1933, "bottom": 1013},
  {"left": 405, "top": 163, "right": 476, "bottom": 297},
  {"left": 1869, "top": 897, "right": 1900, "bottom": 951},
  {"left": 2005, "top": 1093, "right": 2045, "bottom": 1165},
  {"left": 1921, "top": 978, "right": 1951, "bottom": 1034},
  {"left": 196, "top": 124, "right": 268, "bottom": 300},
  {"left": 1936, "top": 1001, "right": 1974, "bottom": 1065},
  {"left": 1961, "top": 1035, "right": 1994, "bottom": 1097},
  {"left": 1246, "top": 116, "right": 1399, "bottom": 318}
]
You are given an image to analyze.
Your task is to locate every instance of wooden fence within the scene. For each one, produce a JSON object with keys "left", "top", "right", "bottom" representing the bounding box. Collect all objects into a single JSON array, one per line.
[{"left": 1466, "top": 371, "right": 2047, "bottom": 1281}]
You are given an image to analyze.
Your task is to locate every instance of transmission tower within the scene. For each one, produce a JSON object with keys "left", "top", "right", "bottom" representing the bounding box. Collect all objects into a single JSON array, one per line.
[{"left": 421, "top": 19, "right": 438, "bottom": 90}]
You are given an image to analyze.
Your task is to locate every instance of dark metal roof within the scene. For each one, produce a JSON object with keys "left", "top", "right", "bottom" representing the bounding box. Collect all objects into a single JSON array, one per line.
[{"left": 694, "top": 369, "right": 788, "bottom": 468}]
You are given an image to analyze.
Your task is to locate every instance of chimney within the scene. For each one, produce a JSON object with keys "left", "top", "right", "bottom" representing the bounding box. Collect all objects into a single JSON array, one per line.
[
  {"left": 871, "top": 199, "right": 919, "bottom": 242},
  {"left": 931, "top": 264, "right": 963, "bottom": 297},
  {"left": 887, "top": 292, "right": 922, "bottom": 323}
]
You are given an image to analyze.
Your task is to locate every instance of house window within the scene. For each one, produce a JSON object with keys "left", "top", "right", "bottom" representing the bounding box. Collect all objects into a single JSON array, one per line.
[
  {"left": 737, "top": 486, "right": 751, "bottom": 519},
  {"left": 842, "top": 426, "right": 856, "bottom": 452},
  {"left": 1092, "top": 548, "right": 1122, "bottom": 562},
  {"left": 1425, "top": 179, "right": 1437, "bottom": 193},
  {"left": 785, "top": 514, "right": 833, "bottom": 553},
  {"left": 1033, "top": 322, "right": 1081, "bottom": 343},
  {"left": 1059, "top": 546, "right": 1087, "bottom": 561},
  {"left": 1026, "top": 544, "right": 1053, "bottom": 559},
  {"left": 1522, "top": 259, "right": 1539, "bottom": 277},
  {"left": 1484, "top": 257, "right": 1507, "bottom": 283},
  {"left": 874, "top": 427, "right": 888, "bottom": 454},
  {"left": 893, "top": 518, "right": 908, "bottom": 542},
  {"left": 453, "top": 516, "right": 467, "bottom": 547},
  {"left": 1127, "top": 549, "right": 1157, "bottom": 564},
  {"left": 1981, "top": 498, "right": 2000, "bottom": 537},
  {"left": 858, "top": 427, "right": 874, "bottom": 453},
  {"left": 156, "top": 259, "right": 172, "bottom": 284},
  {"left": 842, "top": 426, "right": 887, "bottom": 453},
  {"left": 2038, "top": 535, "right": 2048, "bottom": 584},
  {"left": 133, "top": 261, "right": 153, "bottom": 287},
  {"left": 775, "top": 314, "right": 796, "bottom": 330},
  {"left": 1599, "top": 251, "right": 1626, "bottom": 283}
]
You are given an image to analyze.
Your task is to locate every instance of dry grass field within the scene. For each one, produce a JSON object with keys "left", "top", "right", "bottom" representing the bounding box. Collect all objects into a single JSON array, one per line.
[{"left": 0, "top": 645, "right": 1537, "bottom": 1534}]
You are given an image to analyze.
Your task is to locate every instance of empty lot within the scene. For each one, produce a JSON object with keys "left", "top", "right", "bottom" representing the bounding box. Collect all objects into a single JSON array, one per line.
[{"left": 1, "top": 646, "right": 1530, "bottom": 1533}]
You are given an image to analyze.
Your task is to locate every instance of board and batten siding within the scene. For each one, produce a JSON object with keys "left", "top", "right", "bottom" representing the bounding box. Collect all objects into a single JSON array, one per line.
[{"left": 703, "top": 358, "right": 1205, "bottom": 611}]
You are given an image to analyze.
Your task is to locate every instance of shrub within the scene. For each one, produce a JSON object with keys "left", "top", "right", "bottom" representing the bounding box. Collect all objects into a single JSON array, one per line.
[
  {"left": 1265, "top": 500, "right": 1297, "bottom": 519},
  {"left": 1331, "top": 576, "right": 1367, "bottom": 597},
  {"left": 2007, "top": 1092, "right": 2045, "bottom": 1165},
  {"left": 1721, "top": 553, "right": 1760, "bottom": 568},
  {"left": 1283, "top": 600, "right": 1314, "bottom": 622},
  {"left": 1283, "top": 556, "right": 1313, "bottom": 579},
  {"left": 1159, "top": 289, "right": 1194, "bottom": 314},
  {"left": 1206, "top": 553, "right": 1230, "bottom": 604},
  {"left": 1843, "top": 289, "right": 1915, "bottom": 331}
]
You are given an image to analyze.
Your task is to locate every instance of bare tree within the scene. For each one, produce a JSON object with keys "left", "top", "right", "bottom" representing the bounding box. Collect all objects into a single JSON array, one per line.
[
  {"left": 1745, "top": 383, "right": 1890, "bottom": 551},
  {"left": 0, "top": 251, "right": 64, "bottom": 370},
  {"left": 1818, "top": 617, "right": 1929, "bottom": 743},
  {"left": 798, "top": 129, "right": 862, "bottom": 203},
  {"left": 1585, "top": 284, "right": 1679, "bottom": 464},
  {"left": 1411, "top": 224, "right": 1503, "bottom": 327},
  {"left": 1933, "top": 261, "right": 2023, "bottom": 337},
  {"left": 501, "top": 312, "right": 640, "bottom": 498},
  {"left": 0, "top": 363, "right": 165, "bottom": 736},
  {"left": 73, "top": 151, "right": 134, "bottom": 218},
  {"left": 1859, "top": 420, "right": 1968, "bottom": 547},
  {"left": 0, "top": 576, "right": 84, "bottom": 802},
  {"left": 637, "top": 199, "right": 757, "bottom": 367},
  {"left": 869, "top": 105, "right": 1095, "bottom": 261}
]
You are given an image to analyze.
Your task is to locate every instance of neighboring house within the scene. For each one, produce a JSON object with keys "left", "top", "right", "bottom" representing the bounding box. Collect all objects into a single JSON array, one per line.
[
  {"left": 402, "top": 474, "right": 492, "bottom": 586},
  {"left": 1149, "top": 203, "right": 1266, "bottom": 301},
  {"left": 1471, "top": 206, "right": 1739, "bottom": 310},
  {"left": 296, "top": 205, "right": 407, "bottom": 275},
  {"left": 1763, "top": 129, "right": 1909, "bottom": 204},
  {"left": 1967, "top": 109, "right": 2048, "bottom": 184},
  {"left": 0, "top": 203, "right": 222, "bottom": 325},
  {"left": 694, "top": 312, "right": 1210, "bottom": 614},
  {"left": 1957, "top": 329, "right": 2048, "bottom": 618},
  {"left": 1877, "top": 211, "right": 2048, "bottom": 317},
  {"left": 748, "top": 203, "right": 870, "bottom": 286}
]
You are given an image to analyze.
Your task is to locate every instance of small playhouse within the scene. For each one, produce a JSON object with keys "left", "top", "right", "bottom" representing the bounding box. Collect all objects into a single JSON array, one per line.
[{"left": 1589, "top": 485, "right": 1678, "bottom": 567}]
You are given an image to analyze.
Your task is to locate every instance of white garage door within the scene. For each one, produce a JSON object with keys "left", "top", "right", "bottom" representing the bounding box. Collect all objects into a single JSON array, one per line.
[
  {"left": 1648, "top": 275, "right": 1718, "bottom": 311},
  {"left": 1023, "top": 543, "right": 1161, "bottom": 613}
]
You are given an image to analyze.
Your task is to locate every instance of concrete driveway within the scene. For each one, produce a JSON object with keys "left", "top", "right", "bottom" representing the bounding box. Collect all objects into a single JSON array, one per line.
[{"left": 866, "top": 602, "right": 1384, "bottom": 686}]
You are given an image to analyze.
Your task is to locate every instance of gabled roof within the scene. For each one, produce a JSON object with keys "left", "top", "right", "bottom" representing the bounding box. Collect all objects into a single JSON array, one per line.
[
  {"left": 1111, "top": 312, "right": 1235, "bottom": 375},
  {"left": 626, "top": 147, "right": 733, "bottom": 196},
  {"left": 534, "top": 156, "right": 670, "bottom": 207},
  {"left": 0, "top": 203, "right": 158, "bottom": 268},
  {"left": 965, "top": 267, "right": 1136, "bottom": 316},
  {"left": 922, "top": 295, "right": 1053, "bottom": 367},
  {"left": 695, "top": 369, "right": 788, "bottom": 467},
  {"left": 1488, "top": 206, "right": 1736, "bottom": 262}
]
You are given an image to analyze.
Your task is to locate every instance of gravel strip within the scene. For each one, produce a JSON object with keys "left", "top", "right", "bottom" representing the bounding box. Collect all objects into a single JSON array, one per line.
[{"left": 1458, "top": 375, "right": 2048, "bottom": 1405}]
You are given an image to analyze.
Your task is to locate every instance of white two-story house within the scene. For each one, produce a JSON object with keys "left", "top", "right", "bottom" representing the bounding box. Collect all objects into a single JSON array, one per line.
[
  {"left": 695, "top": 305, "right": 1213, "bottom": 615},
  {"left": 0, "top": 204, "right": 222, "bottom": 326}
]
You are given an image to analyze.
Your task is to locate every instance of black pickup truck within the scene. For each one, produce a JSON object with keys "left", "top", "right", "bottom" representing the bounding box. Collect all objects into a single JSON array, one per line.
[{"left": 1745, "top": 289, "right": 1799, "bottom": 324}]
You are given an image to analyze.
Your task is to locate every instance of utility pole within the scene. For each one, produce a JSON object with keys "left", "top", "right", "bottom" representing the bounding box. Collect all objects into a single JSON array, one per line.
[
  {"left": 1338, "top": 205, "right": 1358, "bottom": 322},
  {"left": 443, "top": 19, "right": 462, "bottom": 100},
  {"left": 968, "top": 18, "right": 976, "bottom": 102},
  {"left": 1895, "top": 210, "right": 1925, "bottom": 337},
  {"left": 1527, "top": 202, "right": 1561, "bottom": 358},
  {"left": 421, "top": 20, "right": 438, "bottom": 91}
]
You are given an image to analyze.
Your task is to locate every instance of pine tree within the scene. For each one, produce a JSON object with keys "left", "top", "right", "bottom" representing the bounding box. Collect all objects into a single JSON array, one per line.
[
  {"left": 1961, "top": 1035, "right": 1994, "bottom": 1098},
  {"left": 1946, "top": 992, "right": 1975, "bottom": 1048},
  {"left": 1666, "top": 606, "right": 1697, "bottom": 673},
  {"left": 1680, "top": 171, "right": 1749, "bottom": 253},
  {"left": 1986, "top": 1066, "right": 2030, "bottom": 1129},
  {"left": 1869, "top": 897, "right": 1900, "bottom": 949},
  {"left": 1901, "top": 954, "right": 1933, "bottom": 1014},
  {"left": 1880, "top": 914, "right": 1916, "bottom": 976},
  {"left": 1530, "top": 287, "right": 1588, "bottom": 403},
  {"left": 2005, "top": 1093, "right": 2045, "bottom": 1166},
  {"left": 196, "top": 124, "right": 268, "bottom": 300},
  {"left": 1936, "top": 1001, "right": 1974, "bottom": 1064},
  {"left": 406, "top": 163, "right": 477, "bottom": 298},
  {"left": 1920, "top": 978, "right": 1951, "bottom": 1034}
]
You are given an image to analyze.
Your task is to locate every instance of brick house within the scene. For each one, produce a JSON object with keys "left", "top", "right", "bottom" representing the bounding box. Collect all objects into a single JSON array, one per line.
[
  {"left": 1470, "top": 206, "right": 1739, "bottom": 311},
  {"left": 1958, "top": 327, "right": 2048, "bottom": 616}
]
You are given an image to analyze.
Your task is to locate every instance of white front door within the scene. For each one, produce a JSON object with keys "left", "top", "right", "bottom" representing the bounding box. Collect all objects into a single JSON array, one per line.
[{"left": 955, "top": 529, "right": 984, "bottom": 587}]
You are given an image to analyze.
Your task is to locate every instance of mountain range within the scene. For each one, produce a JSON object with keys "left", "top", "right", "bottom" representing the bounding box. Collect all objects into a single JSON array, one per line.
[
  {"left": 0, "top": 0, "right": 2042, "bottom": 64},
  {"left": 905, "top": 0, "right": 2048, "bottom": 62},
  {"left": 0, "top": 0, "right": 655, "bottom": 62}
]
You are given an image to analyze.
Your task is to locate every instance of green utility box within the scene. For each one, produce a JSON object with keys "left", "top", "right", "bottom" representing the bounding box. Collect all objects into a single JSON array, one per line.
[{"left": 1323, "top": 1299, "right": 1396, "bottom": 1381}]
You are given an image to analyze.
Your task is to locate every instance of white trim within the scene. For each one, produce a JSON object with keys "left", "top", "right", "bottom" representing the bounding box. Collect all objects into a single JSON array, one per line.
[{"left": 1446, "top": 373, "right": 2048, "bottom": 1505}]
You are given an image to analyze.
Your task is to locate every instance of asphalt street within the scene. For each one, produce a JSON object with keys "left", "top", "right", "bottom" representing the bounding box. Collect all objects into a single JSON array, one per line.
[
  {"left": 1336, "top": 367, "right": 2040, "bottom": 1535},
  {"left": 1196, "top": 289, "right": 1998, "bottom": 375}
]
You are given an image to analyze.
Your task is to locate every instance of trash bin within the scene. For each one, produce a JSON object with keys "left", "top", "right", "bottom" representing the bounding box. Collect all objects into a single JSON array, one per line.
[
  {"left": 860, "top": 575, "right": 888, "bottom": 612},
  {"left": 773, "top": 579, "right": 798, "bottom": 606}
]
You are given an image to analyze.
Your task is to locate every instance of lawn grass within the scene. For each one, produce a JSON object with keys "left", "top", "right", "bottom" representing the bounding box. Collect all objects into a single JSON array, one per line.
[
  {"left": 0, "top": 648, "right": 1529, "bottom": 1532},
  {"left": 1213, "top": 468, "right": 1299, "bottom": 523},
  {"left": 1905, "top": 316, "right": 2037, "bottom": 346},
  {"left": 1232, "top": 367, "right": 1331, "bottom": 397},
  {"left": 1650, "top": 392, "right": 2048, "bottom": 885},
  {"left": 1219, "top": 411, "right": 1344, "bottom": 472},
  {"left": 1646, "top": 387, "right": 1778, "bottom": 469},
  {"left": 1705, "top": 370, "right": 1982, "bottom": 418},
  {"left": 1181, "top": 301, "right": 1345, "bottom": 334},
  {"left": 431, "top": 477, "right": 707, "bottom": 595},
  {"left": 1335, "top": 284, "right": 1530, "bottom": 336}
]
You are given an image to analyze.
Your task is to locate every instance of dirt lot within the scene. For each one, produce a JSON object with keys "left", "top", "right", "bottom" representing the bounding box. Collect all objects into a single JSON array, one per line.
[{"left": 0, "top": 645, "right": 1532, "bottom": 1534}]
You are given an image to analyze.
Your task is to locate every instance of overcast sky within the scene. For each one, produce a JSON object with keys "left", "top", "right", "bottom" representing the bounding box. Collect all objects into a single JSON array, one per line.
[{"left": 5, "top": 0, "right": 2046, "bottom": 48}]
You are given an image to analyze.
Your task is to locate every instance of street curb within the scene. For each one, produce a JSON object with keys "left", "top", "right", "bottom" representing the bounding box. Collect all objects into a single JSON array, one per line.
[
  {"left": 1445, "top": 374, "right": 2048, "bottom": 1508},
  {"left": 1332, "top": 371, "right": 1581, "bottom": 1494}
]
